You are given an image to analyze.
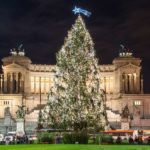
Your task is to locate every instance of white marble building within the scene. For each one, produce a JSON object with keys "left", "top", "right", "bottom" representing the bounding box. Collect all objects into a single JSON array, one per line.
[{"left": 0, "top": 48, "right": 150, "bottom": 132}]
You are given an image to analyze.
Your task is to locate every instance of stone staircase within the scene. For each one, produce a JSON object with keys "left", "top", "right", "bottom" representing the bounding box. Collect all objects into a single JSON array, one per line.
[
  {"left": 106, "top": 106, "right": 120, "bottom": 114},
  {"left": 106, "top": 106, "right": 121, "bottom": 122},
  {"left": 25, "top": 104, "right": 46, "bottom": 124},
  {"left": 25, "top": 104, "right": 122, "bottom": 129},
  {"left": 0, "top": 118, "right": 16, "bottom": 134},
  {"left": 26, "top": 104, "right": 46, "bottom": 114}
]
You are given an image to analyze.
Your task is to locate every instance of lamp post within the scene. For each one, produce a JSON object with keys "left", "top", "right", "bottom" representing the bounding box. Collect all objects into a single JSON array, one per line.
[
  {"left": 38, "top": 76, "right": 43, "bottom": 129},
  {"left": 40, "top": 76, "right": 42, "bottom": 112},
  {"left": 101, "top": 88, "right": 110, "bottom": 130}
]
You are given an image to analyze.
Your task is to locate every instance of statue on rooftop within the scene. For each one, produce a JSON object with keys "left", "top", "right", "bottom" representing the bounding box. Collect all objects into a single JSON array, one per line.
[{"left": 119, "top": 44, "right": 133, "bottom": 57}]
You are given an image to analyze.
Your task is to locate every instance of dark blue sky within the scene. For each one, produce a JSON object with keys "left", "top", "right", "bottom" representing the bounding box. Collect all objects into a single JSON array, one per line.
[{"left": 0, "top": 0, "right": 150, "bottom": 92}]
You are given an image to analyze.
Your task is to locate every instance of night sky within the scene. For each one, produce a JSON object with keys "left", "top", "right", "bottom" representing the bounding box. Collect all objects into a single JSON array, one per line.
[{"left": 0, "top": 0, "right": 150, "bottom": 92}]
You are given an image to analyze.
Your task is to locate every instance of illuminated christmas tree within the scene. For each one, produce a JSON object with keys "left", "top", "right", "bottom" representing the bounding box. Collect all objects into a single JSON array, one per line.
[{"left": 43, "top": 15, "right": 107, "bottom": 131}]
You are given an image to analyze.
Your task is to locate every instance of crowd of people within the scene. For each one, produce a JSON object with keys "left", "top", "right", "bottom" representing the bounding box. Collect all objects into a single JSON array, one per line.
[
  {"left": 1, "top": 131, "right": 150, "bottom": 145},
  {"left": 115, "top": 135, "right": 150, "bottom": 145},
  {"left": 1, "top": 134, "right": 34, "bottom": 145}
]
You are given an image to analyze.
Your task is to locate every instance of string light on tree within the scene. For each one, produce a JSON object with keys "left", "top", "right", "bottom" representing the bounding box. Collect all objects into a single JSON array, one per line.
[{"left": 42, "top": 9, "right": 108, "bottom": 132}]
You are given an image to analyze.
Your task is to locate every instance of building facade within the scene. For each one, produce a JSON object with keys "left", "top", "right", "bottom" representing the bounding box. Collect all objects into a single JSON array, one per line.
[{"left": 0, "top": 48, "right": 150, "bottom": 133}]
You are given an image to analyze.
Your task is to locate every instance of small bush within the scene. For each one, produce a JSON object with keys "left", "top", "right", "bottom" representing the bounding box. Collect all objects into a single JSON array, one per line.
[
  {"left": 63, "top": 133, "right": 72, "bottom": 144},
  {"left": 37, "top": 132, "right": 54, "bottom": 143},
  {"left": 96, "top": 134, "right": 113, "bottom": 144},
  {"left": 63, "top": 131, "right": 89, "bottom": 144}
]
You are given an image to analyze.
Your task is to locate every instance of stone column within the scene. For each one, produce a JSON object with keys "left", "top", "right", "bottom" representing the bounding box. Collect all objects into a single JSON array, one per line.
[
  {"left": 4, "top": 73, "right": 7, "bottom": 93},
  {"left": 130, "top": 74, "right": 134, "bottom": 94},
  {"left": 121, "top": 74, "right": 125, "bottom": 93},
  {"left": 44, "top": 77, "right": 46, "bottom": 94},
  {"left": 125, "top": 74, "right": 128, "bottom": 93},
  {"left": 10, "top": 73, "right": 13, "bottom": 93},
  {"left": 1, "top": 74, "right": 4, "bottom": 93},
  {"left": 0, "top": 75, "right": 1, "bottom": 93},
  {"left": 133, "top": 74, "right": 136, "bottom": 94},
  {"left": 128, "top": 74, "right": 131, "bottom": 93},
  {"left": 49, "top": 77, "right": 51, "bottom": 92},
  {"left": 0, "top": 75, "right": 2, "bottom": 93},
  {"left": 110, "top": 77, "right": 113, "bottom": 94},
  {"left": 12, "top": 73, "right": 16, "bottom": 93},
  {"left": 18, "top": 73, "right": 20, "bottom": 93},
  {"left": 16, "top": 73, "right": 18, "bottom": 93},
  {"left": 104, "top": 77, "right": 106, "bottom": 93},
  {"left": 140, "top": 76, "right": 144, "bottom": 94},
  {"left": 122, "top": 78, "right": 125, "bottom": 93},
  {"left": 34, "top": 76, "right": 36, "bottom": 94},
  {"left": 108, "top": 77, "right": 110, "bottom": 94},
  {"left": 136, "top": 73, "right": 140, "bottom": 93},
  {"left": 21, "top": 74, "right": 24, "bottom": 93},
  {"left": 19, "top": 74, "right": 23, "bottom": 93}
]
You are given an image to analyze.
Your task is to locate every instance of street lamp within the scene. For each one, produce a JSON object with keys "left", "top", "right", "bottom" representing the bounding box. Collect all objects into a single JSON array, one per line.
[{"left": 37, "top": 76, "right": 43, "bottom": 129}]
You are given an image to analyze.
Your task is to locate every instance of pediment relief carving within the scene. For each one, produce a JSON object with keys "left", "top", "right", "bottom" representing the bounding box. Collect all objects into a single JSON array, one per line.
[
  {"left": 3, "top": 63, "right": 25, "bottom": 69},
  {"left": 2, "top": 63, "right": 26, "bottom": 72},
  {"left": 119, "top": 63, "right": 141, "bottom": 74},
  {"left": 122, "top": 63, "right": 140, "bottom": 69},
  {"left": 121, "top": 63, "right": 140, "bottom": 70}
]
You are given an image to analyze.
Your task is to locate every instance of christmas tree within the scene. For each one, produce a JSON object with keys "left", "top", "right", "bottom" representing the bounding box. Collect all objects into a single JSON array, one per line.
[{"left": 43, "top": 15, "right": 107, "bottom": 131}]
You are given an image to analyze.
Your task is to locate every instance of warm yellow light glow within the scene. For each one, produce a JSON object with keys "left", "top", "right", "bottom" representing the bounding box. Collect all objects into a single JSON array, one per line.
[
  {"left": 134, "top": 100, "right": 141, "bottom": 106},
  {"left": 109, "top": 77, "right": 114, "bottom": 94},
  {"left": 41, "top": 77, "right": 45, "bottom": 93},
  {"left": 100, "top": 77, "right": 114, "bottom": 94},
  {"left": 35, "top": 77, "right": 39, "bottom": 93},
  {"left": 45, "top": 77, "right": 50, "bottom": 93},
  {"left": 31, "top": 76, "right": 35, "bottom": 93}
]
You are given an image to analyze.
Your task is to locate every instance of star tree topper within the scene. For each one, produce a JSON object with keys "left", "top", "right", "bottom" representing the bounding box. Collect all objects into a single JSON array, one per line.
[{"left": 72, "top": 6, "right": 92, "bottom": 17}]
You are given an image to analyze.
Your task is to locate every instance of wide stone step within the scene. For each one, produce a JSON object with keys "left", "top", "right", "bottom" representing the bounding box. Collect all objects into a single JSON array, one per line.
[
  {"left": 27, "top": 104, "right": 46, "bottom": 114},
  {"left": 106, "top": 110, "right": 121, "bottom": 122}
]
